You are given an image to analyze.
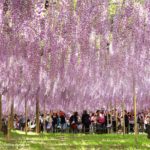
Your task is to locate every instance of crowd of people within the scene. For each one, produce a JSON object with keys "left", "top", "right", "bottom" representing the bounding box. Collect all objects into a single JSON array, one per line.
[{"left": 1, "top": 109, "right": 150, "bottom": 136}]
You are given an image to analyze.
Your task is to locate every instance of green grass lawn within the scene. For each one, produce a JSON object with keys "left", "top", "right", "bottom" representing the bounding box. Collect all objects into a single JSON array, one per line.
[{"left": 0, "top": 131, "right": 149, "bottom": 150}]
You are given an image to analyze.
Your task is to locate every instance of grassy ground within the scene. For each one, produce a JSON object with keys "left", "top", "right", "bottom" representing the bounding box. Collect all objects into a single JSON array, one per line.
[{"left": 0, "top": 131, "right": 149, "bottom": 150}]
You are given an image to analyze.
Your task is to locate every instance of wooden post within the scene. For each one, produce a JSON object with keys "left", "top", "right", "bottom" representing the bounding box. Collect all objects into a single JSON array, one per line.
[
  {"left": 7, "top": 115, "right": 11, "bottom": 140},
  {"left": 0, "top": 94, "right": 2, "bottom": 130},
  {"left": 133, "top": 78, "right": 138, "bottom": 144},
  {"left": 122, "top": 101, "right": 125, "bottom": 135},
  {"left": 116, "top": 109, "right": 118, "bottom": 133},
  {"left": 115, "top": 100, "right": 118, "bottom": 133},
  {"left": 110, "top": 102, "right": 113, "bottom": 133},
  {"left": 36, "top": 95, "right": 40, "bottom": 133},
  {"left": 107, "top": 104, "right": 109, "bottom": 134},
  {"left": 10, "top": 99, "right": 14, "bottom": 129},
  {"left": 25, "top": 98, "right": 28, "bottom": 135},
  {"left": 7, "top": 94, "right": 11, "bottom": 139},
  {"left": 43, "top": 96, "right": 46, "bottom": 132}
]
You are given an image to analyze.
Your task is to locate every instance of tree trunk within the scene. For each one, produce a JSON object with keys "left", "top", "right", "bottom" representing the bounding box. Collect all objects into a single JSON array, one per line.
[
  {"left": 36, "top": 95, "right": 40, "bottom": 133},
  {"left": 0, "top": 95, "right": 2, "bottom": 130}
]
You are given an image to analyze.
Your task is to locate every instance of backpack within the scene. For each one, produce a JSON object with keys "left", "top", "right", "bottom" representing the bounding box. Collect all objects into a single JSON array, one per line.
[{"left": 98, "top": 115, "right": 105, "bottom": 124}]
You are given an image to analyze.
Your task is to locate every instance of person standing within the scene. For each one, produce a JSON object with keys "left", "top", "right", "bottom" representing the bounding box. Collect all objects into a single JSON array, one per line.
[
  {"left": 52, "top": 112, "right": 58, "bottom": 133},
  {"left": 69, "top": 112, "right": 78, "bottom": 133},
  {"left": 81, "top": 110, "right": 91, "bottom": 133},
  {"left": 124, "top": 110, "right": 129, "bottom": 134}
]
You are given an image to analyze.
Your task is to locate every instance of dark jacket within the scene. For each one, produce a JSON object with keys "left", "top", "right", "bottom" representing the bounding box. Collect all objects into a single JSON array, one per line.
[
  {"left": 82, "top": 114, "right": 91, "bottom": 125},
  {"left": 125, "top": 114, "right": 129, "bottom": 127}
]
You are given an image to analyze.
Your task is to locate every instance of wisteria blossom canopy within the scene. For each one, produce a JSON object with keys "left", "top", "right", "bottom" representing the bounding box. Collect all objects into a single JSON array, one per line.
[{"left": 0, "top": 0, "right": 149, "bottom": 113}]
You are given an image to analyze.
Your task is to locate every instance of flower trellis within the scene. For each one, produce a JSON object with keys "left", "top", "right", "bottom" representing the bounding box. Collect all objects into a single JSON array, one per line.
[{"left": 0, "top": 0, "right": 149, "bottom": 114}]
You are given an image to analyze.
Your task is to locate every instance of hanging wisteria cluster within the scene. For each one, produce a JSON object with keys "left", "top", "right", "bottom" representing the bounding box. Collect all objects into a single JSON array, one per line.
[{"left": 0, "top": 0, "right": 149, "bottom": 113}]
